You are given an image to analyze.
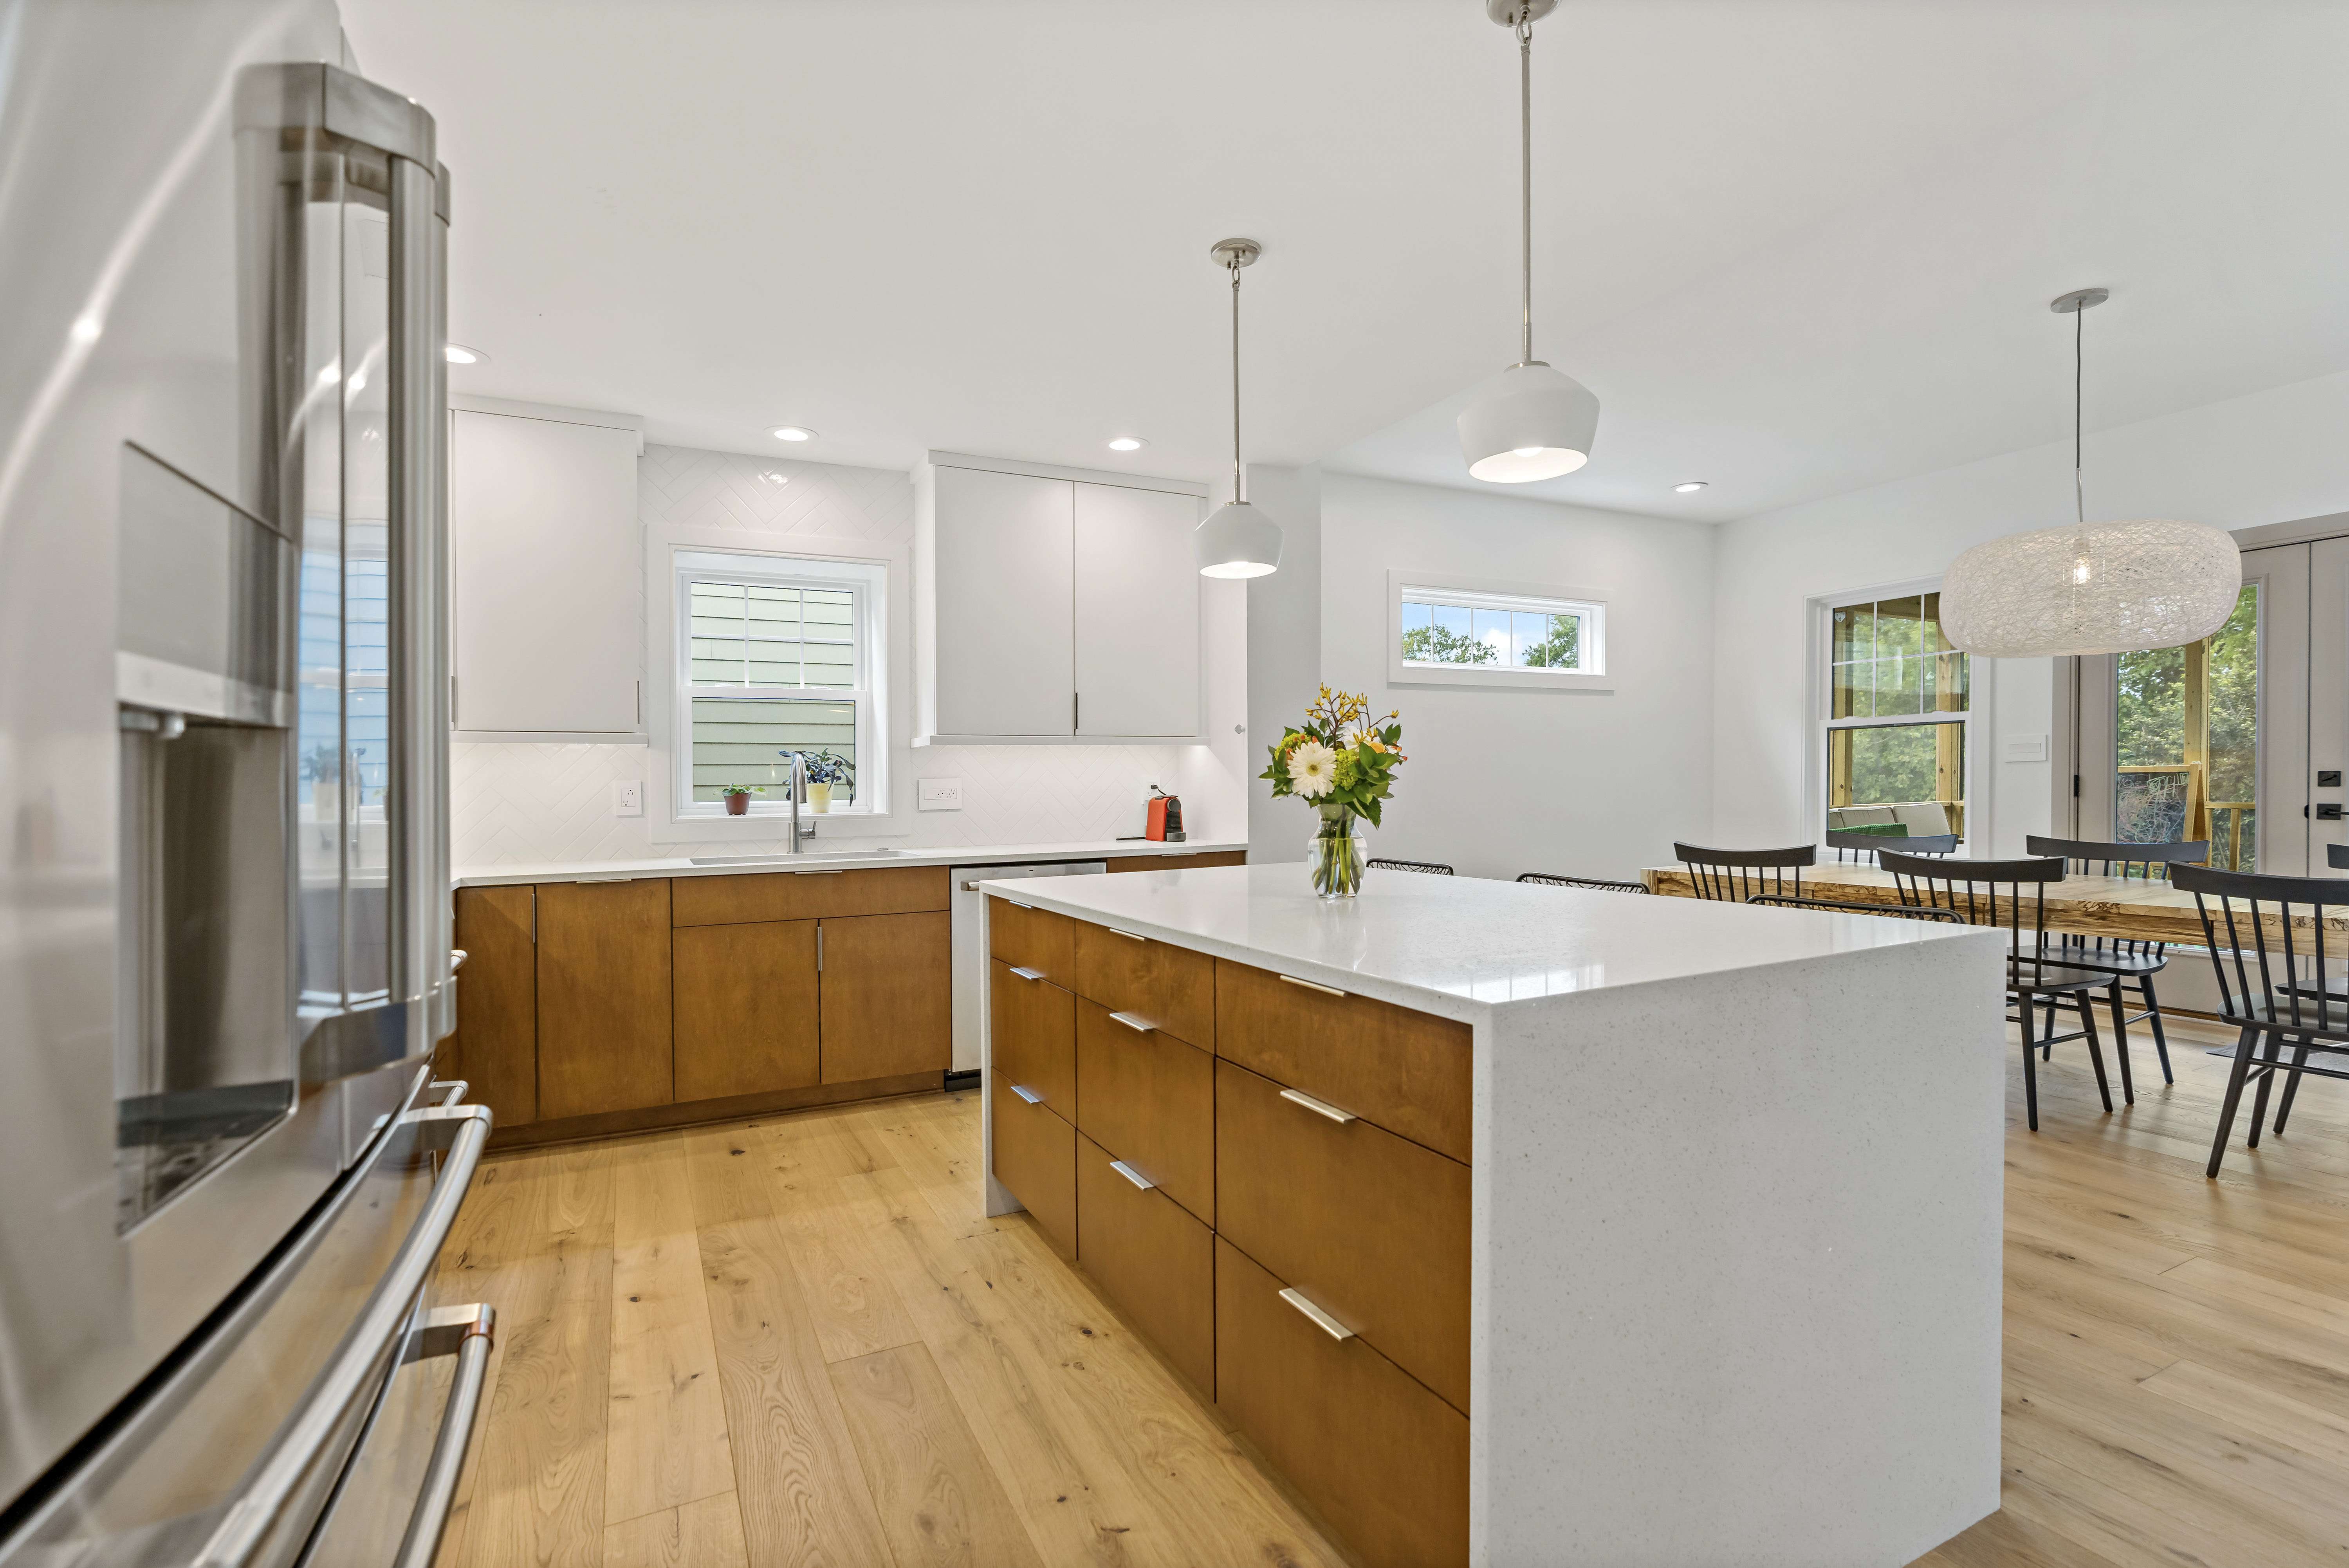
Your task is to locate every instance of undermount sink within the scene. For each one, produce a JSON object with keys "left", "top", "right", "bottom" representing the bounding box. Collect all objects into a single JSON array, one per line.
[{"left": 688, "top": 848, "right": 903, "bottom": 866}]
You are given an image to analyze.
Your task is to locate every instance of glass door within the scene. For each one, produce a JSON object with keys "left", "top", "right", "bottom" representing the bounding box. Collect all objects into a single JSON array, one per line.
[{"left": 2074, "top": 543, "right": 2306, "bottom": 871}]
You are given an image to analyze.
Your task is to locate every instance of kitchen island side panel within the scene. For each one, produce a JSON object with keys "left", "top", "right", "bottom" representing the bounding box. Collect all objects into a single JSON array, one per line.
[{"left": 1470, "top": 929, "right": 2006, "bottom": 1567}]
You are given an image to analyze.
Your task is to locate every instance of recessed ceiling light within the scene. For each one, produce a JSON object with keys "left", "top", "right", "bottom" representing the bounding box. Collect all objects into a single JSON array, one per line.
[
  {"left": 771, "top": 426, "right": 816, "bottom": 442},
  {"left": 1107, "top": 436, "right": 1146, "bottom": 452},
  {"left": 445, "top": 343, "right": 488, "bottom": 365},
  {"left": 1673, "top": 481, "right": 1708, "bottom": 493}
]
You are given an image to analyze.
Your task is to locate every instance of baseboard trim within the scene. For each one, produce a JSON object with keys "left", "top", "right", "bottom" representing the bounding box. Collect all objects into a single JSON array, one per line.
[{"left": 487, "top": 1070, "right": 941, "bottom": 1149}]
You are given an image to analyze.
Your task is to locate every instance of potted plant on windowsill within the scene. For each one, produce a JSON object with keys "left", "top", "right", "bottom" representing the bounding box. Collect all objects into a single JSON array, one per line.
[
  {"left": 720, "top": 784, "right": 761, "bottom": 817},
  {"left": 1260, "top": 685, "right": 1406, "bottom": 900},
  {"left": 787, "top": 748, "right": 855, "bottom": 813}
]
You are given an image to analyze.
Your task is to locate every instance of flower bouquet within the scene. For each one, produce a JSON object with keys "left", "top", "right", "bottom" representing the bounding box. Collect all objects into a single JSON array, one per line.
[{"left": 1260, "top": 686, "right": 1405, "bottom": 899}]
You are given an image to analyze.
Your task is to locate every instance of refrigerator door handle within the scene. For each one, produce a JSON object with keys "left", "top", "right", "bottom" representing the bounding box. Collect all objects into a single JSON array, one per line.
[
  {"left": 387, "top": 1303, "right": 497, "bottom": 1568},
  {"left": 190, "top": 1103, "right": 493, "bottom": 1568}
]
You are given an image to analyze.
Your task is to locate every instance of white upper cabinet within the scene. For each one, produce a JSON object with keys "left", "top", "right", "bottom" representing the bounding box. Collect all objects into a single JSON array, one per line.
[
  {"left": 1073, "top": 481, "right": 1200, "bottom": 738},
  {"left": 915, "top": 453, "right": 1203, "bottom": 745},
  {"left": 451, "top": 404, "right": 643, "bottom": 738},
  {"left": 929, "top": 465, "right": 1074, "bottom": 737}
]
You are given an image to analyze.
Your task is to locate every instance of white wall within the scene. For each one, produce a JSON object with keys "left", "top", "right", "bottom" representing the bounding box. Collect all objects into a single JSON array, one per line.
[
  {"left": 451, "top": 443, "right": 1243, "bottom": 866},
  {"left": 1303, "top": 471, "right": 1716, "bottom": 881},
  {"left": 1712, "top": 368, "right": 2349, "bottom": 855}
]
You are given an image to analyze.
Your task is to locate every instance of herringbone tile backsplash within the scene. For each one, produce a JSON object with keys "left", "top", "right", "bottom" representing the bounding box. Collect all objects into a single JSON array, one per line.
[{"left": 451, "top": 444, "right": 1196, "bottom": 868}]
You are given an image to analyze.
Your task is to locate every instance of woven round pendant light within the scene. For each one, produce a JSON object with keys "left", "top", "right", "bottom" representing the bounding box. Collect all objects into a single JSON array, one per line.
[{"left": 1939, "top": 289, "right": 2239, "bottom": 659}]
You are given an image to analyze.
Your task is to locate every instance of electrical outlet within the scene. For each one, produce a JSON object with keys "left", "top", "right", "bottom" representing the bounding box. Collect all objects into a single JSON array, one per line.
[
  {"left": 918, "top": 777, "right": 963, "bottom": 811},
  {"left": 612, "top": 780, "right": 643, "bottom": 817}
]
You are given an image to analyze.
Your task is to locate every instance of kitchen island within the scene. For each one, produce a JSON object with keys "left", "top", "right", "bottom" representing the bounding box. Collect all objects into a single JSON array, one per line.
[{"left": 978, "top": 863, "right": 2008, "bottom": 1568}]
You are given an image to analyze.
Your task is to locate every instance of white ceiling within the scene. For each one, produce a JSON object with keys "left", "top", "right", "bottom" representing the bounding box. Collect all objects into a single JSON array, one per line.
[{"left": 341, "top": 0, "right": 2349, "bottom": 522}]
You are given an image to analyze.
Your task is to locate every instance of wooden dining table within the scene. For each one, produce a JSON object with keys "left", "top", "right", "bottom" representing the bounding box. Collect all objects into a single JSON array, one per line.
[{"left": 1643, "top": 861, "right": 2349, "bottom": 948}]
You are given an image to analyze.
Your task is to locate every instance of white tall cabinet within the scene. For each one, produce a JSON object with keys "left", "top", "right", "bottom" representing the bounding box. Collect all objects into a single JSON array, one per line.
[
  {"left": 915, "top": 453, "right": 1204, "bottom": 744},
  {"left": 449, "top": 399, "right": 644, "bottom": 740}
]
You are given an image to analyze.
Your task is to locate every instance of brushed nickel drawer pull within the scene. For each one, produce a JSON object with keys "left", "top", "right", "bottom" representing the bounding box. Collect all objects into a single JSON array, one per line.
[
  {"left": 1279, "top": 1087, "right": 1358, "bottom": 1124},
  {"left": 1108, "top": 927, "right": 1149, "bottom": 942},
  {"left": 1007, "top": 899, "right": 1037, "bottom": 910},
  {"left": 1110, "top": 1159, "right": 1155, "bottom": 1190},
  {"left": 1009, "top": 966, "right": 1046, "bottom": 981},
  {"left": 1277, "top": 973, "right": 1347, "bottom": 998},
  {"left": 1108, "top": 1010, "right": 1154, "bottom": 1033},
  {"left": 962, "top": 881, "right": 981, "bottom": 892},
  {"left": 799, "top": 869, "right": 847, "bottom": 876},
  {"left": 1279, "top": 1287, "right": 1355, "bottom": 1341},
  {"left": 1010, "top": 1084, "right": 1045, "bottom": 1104}
]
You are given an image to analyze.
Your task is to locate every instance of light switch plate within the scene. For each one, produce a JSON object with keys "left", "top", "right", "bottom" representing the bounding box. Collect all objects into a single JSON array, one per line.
[
  {"left": 612, "top": 780, "right": 643, "bottom": 817},
  {"left": 918, "top": 777, "right": 963, "bottom": 810}
]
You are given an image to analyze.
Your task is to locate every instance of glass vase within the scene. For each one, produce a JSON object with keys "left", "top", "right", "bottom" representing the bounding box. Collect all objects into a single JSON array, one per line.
[{"left": 1309, "top": 807, "right": 1367, "bottom": 900}]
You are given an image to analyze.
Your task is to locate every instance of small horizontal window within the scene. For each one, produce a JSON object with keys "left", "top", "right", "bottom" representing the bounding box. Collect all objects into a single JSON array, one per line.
[{"left": 1390, "top": 578, "right": 1607, "bottom": 685}]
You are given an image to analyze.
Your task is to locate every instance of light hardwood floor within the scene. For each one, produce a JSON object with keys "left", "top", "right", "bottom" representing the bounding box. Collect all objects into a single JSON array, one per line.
[{"left": 430, "top": 1012, "right": 2349, "bottom": 1568}]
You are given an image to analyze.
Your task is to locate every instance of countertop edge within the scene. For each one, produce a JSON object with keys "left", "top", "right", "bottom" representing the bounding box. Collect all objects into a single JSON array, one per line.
[
  {"left": 451, "top": 839, "right": 1246, "bottom": 889},
  {"left": 975, "top": 872, "right": 2008, "bottom": 1022}
]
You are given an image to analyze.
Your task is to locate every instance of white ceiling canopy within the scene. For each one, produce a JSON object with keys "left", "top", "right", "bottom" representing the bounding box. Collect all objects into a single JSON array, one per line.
[{"left": 341, "top": 0, "right": 2349, "bottom": 521}]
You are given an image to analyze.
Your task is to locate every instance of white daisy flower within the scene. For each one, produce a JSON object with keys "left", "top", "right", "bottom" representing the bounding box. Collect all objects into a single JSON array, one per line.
[{"left": 1289, "top": 740, "right": 1338, "bottom": 798}]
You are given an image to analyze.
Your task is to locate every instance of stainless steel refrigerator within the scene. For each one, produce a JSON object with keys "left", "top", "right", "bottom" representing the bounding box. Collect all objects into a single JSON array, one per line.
[{"left": 0, "top": 6, "right": 491, "bottom": 1563}]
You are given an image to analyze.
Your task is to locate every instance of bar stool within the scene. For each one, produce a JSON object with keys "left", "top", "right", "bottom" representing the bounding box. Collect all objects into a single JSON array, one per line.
[
  {"left": 1880, "top": 848, "right": 2121, "bottom": 1131},
  {"left": 1367, "top": 858, "right": 1453, "bottom": 875},
  {"left": 1518, "top": 872, "right": 1650, "bottom": 893}
]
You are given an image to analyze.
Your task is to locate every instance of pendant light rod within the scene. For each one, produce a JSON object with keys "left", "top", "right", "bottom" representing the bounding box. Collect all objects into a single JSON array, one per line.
[
  {"left": 1517, "top": 8, "right": 1534, "bottom": 366},
  {"left": 1210, "top": 237, "right": 1261, "bottom": 505},
  {"left": 2051, "top": 286, "right": 2108, "bottom": 525}
]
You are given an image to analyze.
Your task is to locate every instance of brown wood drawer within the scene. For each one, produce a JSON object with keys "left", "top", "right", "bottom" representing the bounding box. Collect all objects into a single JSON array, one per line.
[
  {"left": 1215, "top": 1237, "right": 1467, "bottom": 1568},
  {"left": 987, "top": 896, "right": 1077, "bottom": 986},
  {"left": 1214, "top": 959, "right": 1472, "bottom": 1163},
  {"left": 673, "top": 919, "right": 818, "bottom": 1101},
  {"left": 990, "top": 1075, "right": 1075, "bottom": 1260},
  {"left": 1214, "top": 1058, "right": 1469, "bottom": 1413},
  {"left": 1073, "top": 922, "right": 1214, "bottom": 1047},
  {"left": 671, "top": 864, "right": 950, "bottom": 927},
  {"left": 990, "top": 959, "right": 1074, "bottom": 1114},
  {"left": 1077, "top": 1132, "right": 1213, "bottom": 1396},
  {"left": 1075, "top": 998, "right": 1214, "bottom": 1226},
  {"left": 1106, "top": 850, "right": 1247, "bottom": 873}
]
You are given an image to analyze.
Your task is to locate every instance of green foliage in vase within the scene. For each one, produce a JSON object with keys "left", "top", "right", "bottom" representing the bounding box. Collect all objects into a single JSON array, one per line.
[{"left": 1259, "top": 686, "right": 1407, "bottom": 827}]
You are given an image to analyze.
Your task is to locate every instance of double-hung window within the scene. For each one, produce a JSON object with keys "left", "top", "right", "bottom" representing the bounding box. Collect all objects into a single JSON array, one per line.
[
  {"left": 673, "top": 550, "right": 884, "bottom": 816},
  {"left": 1823, "top": 591, "right": 1970, "bottom": 844}
]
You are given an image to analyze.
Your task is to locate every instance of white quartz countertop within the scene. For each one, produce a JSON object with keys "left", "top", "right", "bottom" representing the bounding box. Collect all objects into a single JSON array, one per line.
[
  {"left": 980, "top": 862, "right": 2001, "bottom": 1021},
  {"left": 451, "top": 837, "right": 1245, "bottom": 889}
]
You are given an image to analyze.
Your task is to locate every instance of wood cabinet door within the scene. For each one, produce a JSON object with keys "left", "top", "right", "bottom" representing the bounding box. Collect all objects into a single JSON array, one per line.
[
  {"left": 673, "top": 920, "right": 819, "bottom": 1102},
  {"left": 451, "top": 885, "right": 537, "bottom": 1126},
  {"left": 536, "top": 879, "right": 673, "bottom": 1119},
  {"left": 451, "top": 410, "right": 641, "bottom": 736},
  {"left": 819, "top": 911, "right": 950, "bottom": 1082},
  {"left": 932, "top": 465, "right": 1073, "bottom": 738},
  {"left": 1072, "top": 481, "right": 1200, "bottom": 738}
]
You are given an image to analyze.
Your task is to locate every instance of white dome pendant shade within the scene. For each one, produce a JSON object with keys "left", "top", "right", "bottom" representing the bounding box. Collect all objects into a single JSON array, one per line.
[
  {"left": 1459, "top": 362, "right": 1600, "bottom": 482},
  {"left": 1195, "top": 238, "right": 1281, "bottom": 578},
  {"left": 1459, "top": 0, "right": 1600, "bottom": 484},
  {"left": 1941, "top": 288, "right": 2240, "bottom": 659},
  {"left": 1941, "top": 521, "right": 2241, "bottom": 658}
]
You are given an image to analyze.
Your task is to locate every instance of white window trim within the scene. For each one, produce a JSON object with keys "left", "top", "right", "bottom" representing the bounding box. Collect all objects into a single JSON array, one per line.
[
  {"left": 1806, "top": 577, "right": 1992, "bottom": 850},
  {"left": 645, "top": 523, "right": 908, "bottom": 843},
  {"left": 1384, "top": 569, "right": 1614, "bottom": 692}
]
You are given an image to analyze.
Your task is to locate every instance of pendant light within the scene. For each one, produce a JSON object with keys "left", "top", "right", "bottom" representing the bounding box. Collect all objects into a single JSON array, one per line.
[
  {"left": 1458, "top": 0, "right": 1599, "bottom": 484},
  {"left": 1195, "top": 237, "right": 1282, "bottom": 579},
  {"left": 1940, "top": 289, "right": 2239, "bottom": 659}
]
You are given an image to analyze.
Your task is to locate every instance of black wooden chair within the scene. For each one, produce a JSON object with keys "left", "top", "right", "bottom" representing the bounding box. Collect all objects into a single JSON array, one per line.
[
  {"left": 1746, "top": 893, "right": 1962, "bottom": 923},
  {"left": 1879, "top": 848, "right": 2122, "bottom": 1131},
  {"left": 2329, "top": 843, "right": 2349, "bottom": 871},
  {"left": 1368, "top": 858, "right": 1453, "bottom": 875},
  {"left": 2172, "top": 863, "right": 2349, "bottom": 1176},
  {"left": 1673, "top": 842, "right": 1814, "bottom": 902},
  {"left": 1826, "top": 829, "right": 1958, "bottom": 863},
  {"left": 1517, "top": 872, "right": 1651, "bottom": 893},
  {"left": 2023, "top": 835, "right": 2205, "bottom": 1089}
]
